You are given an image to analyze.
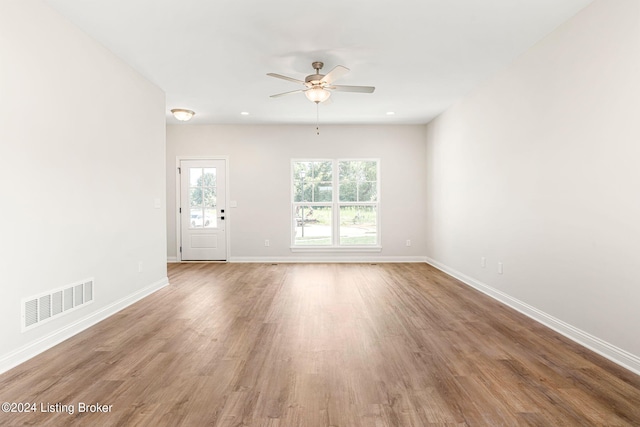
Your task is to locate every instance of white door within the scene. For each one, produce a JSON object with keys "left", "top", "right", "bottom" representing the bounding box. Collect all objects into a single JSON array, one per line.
[{"left": 180, "top": 159, "right": 227, "bottom": 261}]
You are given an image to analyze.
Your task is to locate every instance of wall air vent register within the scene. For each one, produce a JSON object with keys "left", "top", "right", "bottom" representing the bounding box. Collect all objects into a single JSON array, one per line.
[{"left": 22, "top": 278, "right": 94, "bottom": 331}]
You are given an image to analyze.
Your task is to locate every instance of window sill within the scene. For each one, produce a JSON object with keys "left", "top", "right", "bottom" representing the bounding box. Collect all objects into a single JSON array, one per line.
[{"left": 290, "top": 246, "right": 382, "bottom": 253}]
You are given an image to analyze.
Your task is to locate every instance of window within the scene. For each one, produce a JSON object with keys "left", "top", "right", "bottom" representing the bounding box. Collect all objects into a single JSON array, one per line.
[
  {"left": 292, "top": 159, "right": 379, "bottom": 249},
  {"left": 338, "top": 160, "right": 378, "bottom": 245}
]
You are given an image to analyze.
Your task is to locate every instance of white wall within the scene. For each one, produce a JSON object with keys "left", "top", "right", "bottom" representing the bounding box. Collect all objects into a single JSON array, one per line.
[
  {"left": 166, "top": 125, "right": 427, "bottom": 261},
  {"left": 425, "top": 0, "right": 640, "bottom": 370},
  {"left": 0, "top": 0, "right": 167, "bottom": 371}
]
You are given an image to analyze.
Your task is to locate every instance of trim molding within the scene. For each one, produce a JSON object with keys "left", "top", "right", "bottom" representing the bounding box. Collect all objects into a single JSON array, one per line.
[
  {"left": 229, "top": 256, "right": 428, "bottom": 263},
  {"left": 425, "top": 257, "right": 640, "bottom": 376},
  {"left": 0, "top": 277, "right": 169, "bottom": 375},
  {"left": 167, "top": 256, "right": 178, "bottom": 263},
  {"left": 290, "top": 246, "right": 382, "bottom": 253}
]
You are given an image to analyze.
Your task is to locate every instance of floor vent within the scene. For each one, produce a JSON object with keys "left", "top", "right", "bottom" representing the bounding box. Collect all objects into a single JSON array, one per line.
[{"left": 22, "top": 278, "right": 95, "bottom": 332}]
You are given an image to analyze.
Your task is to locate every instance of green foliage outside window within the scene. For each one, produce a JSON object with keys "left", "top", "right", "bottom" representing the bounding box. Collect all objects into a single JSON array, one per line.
[
  {"left": 292, "top": 159, "right": 379, "bottom": 246},
  {"left": 190, "top": 171, "right": 217, "bottom": 208}
]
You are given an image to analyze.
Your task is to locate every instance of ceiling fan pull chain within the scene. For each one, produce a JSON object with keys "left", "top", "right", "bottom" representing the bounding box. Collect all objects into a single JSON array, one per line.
[{"left": 316, "top": 103, "right": 320, "bottom": 135}]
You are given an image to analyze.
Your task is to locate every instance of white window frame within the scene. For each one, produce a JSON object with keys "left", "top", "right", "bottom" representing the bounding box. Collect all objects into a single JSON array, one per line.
[{"left": 290, "top": 158, "right": 381, "bottom": 252}]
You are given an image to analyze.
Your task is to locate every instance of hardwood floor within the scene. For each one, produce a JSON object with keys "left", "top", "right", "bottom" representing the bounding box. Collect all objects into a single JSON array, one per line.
[{"left": 1, "top": 263, "right": 639, "bottom": 426}]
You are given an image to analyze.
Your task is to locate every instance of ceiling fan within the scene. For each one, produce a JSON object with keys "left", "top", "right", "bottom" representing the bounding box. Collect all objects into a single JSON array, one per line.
[{"left": 267, "top": 61, "right": 375, "bottom": 104}]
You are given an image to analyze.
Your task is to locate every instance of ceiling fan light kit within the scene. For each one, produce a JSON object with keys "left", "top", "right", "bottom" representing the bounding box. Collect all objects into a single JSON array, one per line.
[
  {"left": 171, "top": 108, "right": 195, "bottom": 121},
  {"left": 305, "top": 87, "right": 331, "bottom": 103}
]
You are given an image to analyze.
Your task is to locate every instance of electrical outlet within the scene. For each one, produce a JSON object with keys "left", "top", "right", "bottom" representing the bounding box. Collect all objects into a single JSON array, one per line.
[
  {"left": 265, "top": 240, "right": 270, "bottom": 247},
  {"left": 406, "top": 240, "right": 411, "bottom": 247},
  {"left": 481, "top": 257, "right": 486, "bottom": 268}
]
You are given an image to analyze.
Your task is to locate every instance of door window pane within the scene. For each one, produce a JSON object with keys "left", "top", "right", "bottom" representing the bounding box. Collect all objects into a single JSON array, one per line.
[
  {"left": 203, "top": 168, "right": 216, "bottom": 185},
  {"left": 203, "top": 188, "right": 217, "bottom": 208},
  {"left": 204, "top": 208, "right": 217, "bottom": 228},
  {"left": 190, "top": 208, "right": 203, "bottom": 228},
  {"left": 339, "top": 205, "right": 377, "bottom": 245},
  {"left": 189, "top": 166, "right": 219, "bottom": 228},
  {"left": 190, "top": 188, "right": 203, "bottom": 207},
  {"left": 294, "top": 205, "right": 332, "bottom": 246},
  {"left": 190, "top": 168, "right": 202, "bottom": 186}
]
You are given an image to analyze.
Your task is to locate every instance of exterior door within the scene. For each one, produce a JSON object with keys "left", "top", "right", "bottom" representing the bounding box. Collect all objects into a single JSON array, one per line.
[{"left": 180, "top": 159, "right": 227, "bottom": 260}]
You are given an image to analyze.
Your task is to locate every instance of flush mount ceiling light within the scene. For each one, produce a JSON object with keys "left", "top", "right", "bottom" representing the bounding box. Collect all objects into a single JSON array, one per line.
[{"left": 171, "top": 109, "right": 195, "bottom": 121}]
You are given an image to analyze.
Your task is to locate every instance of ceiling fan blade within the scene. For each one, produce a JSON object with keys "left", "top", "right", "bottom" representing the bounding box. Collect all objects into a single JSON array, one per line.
[
  {"left": 321, "top": 65, "right": 349, "bottom": 84},
  {"left": 267, "top": 73, "right": 305, "bottom": 85},
  {"left": 270, "top": 89, "right": 304, "bottom": 98},
  {"left": 330, "top": 85, "right": 375, "bottom": 93}
]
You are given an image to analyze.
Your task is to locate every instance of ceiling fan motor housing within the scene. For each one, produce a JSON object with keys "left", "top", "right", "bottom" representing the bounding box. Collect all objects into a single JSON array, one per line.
[
  {"left": 305, "top": 74, "right": 325, "bottom": 85},
  {"left": 305, "top": 61, "right": 325, "bottom": 85}
]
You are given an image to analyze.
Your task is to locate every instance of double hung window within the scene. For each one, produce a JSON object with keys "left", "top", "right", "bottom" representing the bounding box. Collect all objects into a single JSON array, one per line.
[{"left": 292, "top": 159, "right": 379, "bottom": 248}]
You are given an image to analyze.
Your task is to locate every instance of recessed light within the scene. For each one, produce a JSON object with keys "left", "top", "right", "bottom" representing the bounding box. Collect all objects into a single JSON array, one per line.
[
  {"left": 386, "top": 111, "right": 395, "bottom": 116},
  {"left": 240, "top": 111, "right": 250, "bottom": 116}
]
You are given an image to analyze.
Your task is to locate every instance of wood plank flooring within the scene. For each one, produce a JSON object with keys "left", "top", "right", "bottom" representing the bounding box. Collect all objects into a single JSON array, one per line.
[{"left": 1, "top": 263, "right": 639, "bottom": 426}]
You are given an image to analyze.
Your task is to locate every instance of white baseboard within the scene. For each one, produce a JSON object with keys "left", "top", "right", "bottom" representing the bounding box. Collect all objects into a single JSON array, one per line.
[
  {"left": 0, "top": 277, "right": 169, "bottom": 375},
  {"left": 425, "top": 257, "right": 640, "bottom": 376},
  {"left": 229, "top": 256, "right": 428, "bottom": 263},
  {"left": 167, "top": 256, "right": 178, "bottom": 263}
]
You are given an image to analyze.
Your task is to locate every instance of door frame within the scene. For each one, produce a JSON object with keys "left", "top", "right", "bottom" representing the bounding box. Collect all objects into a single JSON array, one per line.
[{"left": 175, "top": 155, "right": 230, "bottom": 262}]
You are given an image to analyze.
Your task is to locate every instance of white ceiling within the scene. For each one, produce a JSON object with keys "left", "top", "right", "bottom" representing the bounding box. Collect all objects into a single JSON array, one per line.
[{"left": 44, "top": 0, "right": 593, "bottom": 125}]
